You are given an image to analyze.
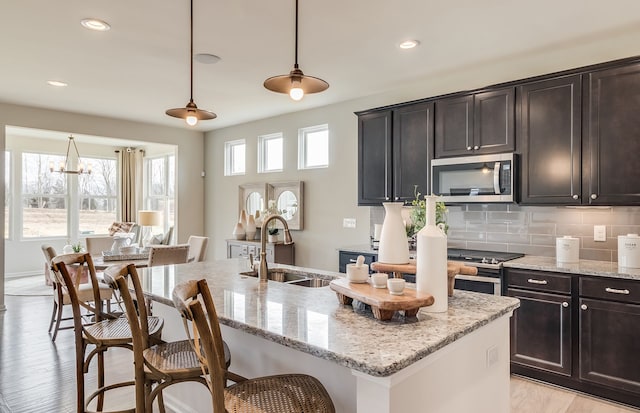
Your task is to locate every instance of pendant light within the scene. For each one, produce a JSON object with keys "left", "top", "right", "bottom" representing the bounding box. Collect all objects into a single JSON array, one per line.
[
  {"left": 49, "top": 135, "right": 92, "bottom": 175},
  {"left": 166, "top": 0, "right": 216, "bottom": 126},
  {"left": 263, "top": 0, "right": 329, "bottom": 101}
]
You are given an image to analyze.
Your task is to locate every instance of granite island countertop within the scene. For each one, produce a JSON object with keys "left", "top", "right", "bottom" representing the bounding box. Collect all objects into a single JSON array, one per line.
[
  {"left": 137, "top": 259, "right": 519, "bottom": 377},
  {"left": 503, "top": 255, "right": 640, "bottom": 281}
]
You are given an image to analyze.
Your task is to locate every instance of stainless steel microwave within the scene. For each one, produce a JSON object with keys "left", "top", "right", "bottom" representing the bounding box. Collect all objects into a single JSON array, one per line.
[{"left": 431, "top": 153, "right": 515, "bottom": 203}]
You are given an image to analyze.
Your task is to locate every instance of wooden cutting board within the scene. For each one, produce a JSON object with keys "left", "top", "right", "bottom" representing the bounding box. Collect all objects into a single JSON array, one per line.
[{"left": 329, "top": 277, "right": 434, "bottom": 321}]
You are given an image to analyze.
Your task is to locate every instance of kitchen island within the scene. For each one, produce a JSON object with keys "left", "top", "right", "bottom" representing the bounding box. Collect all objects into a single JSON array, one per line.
[{"left": 137, "top": 259, "right": 519, "bottom": 413}]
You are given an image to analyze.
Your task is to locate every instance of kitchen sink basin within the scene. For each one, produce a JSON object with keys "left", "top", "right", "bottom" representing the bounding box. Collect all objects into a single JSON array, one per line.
[{"left": 239, "top": 270, "right": 330, "bottom": 287}]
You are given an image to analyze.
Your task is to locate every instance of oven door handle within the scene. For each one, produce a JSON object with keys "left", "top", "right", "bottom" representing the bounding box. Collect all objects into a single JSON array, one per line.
[
  {"left": 455, "top": 274, "right": 500, "bottom": 284},
  {"left": 493, "top": 162, "right": 502, "bottom": 194}
]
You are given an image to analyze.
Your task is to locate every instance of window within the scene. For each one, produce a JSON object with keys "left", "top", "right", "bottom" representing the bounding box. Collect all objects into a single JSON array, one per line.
[
  {"left": 258, "top": 133, "right": 283, "bottom": 173},
  {"left": 145, "top": 154, "right": 176, "bottom": 231},
  {"left": 78, "top": 157, "right": 117, "bottom": 235},
  {"left": 4, "top": 151, "right": 10, "bottom": 239},
  {"left": 224, "top": 139, "right": 246, "bottom": 176},
  {"left": 22, "top": 152, "right": 67, "bottom": 238},
  {"left": 298, "top": 124, "right": 329, "bottom": 169}
]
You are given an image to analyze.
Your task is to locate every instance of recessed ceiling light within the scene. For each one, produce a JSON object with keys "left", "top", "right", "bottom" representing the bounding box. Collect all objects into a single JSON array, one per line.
[
  {"left": 47, "top": 80, "right": 68, "bottom": 87},
  {"left": 399, "top": 40, "right": 420, "bottom": 49},
  {"left": 80, "top": 18, "right": 111, "bottom": 32},
  {"left": 194, "top": 53, "right": 221, "bottom": 64}
]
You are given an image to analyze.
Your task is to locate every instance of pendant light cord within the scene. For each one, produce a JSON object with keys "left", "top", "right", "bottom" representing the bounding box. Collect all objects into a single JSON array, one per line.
[
  {"left": 190, "top": 0, "right": 194, "bottom": 101},
  {"left": 294, "top": 0, "right": 299, "bottom": 68}
]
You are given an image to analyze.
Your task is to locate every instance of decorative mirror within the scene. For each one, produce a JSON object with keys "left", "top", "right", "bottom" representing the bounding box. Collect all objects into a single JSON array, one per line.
[
  {"left": 238, "top": 183, "right": 272, "bottom": 219},
  {"left": 271, "top": 181, "right": 303, "bottom": 230},
  {"left": 245, "top": 192, "right": 263, "bottom": 217}
]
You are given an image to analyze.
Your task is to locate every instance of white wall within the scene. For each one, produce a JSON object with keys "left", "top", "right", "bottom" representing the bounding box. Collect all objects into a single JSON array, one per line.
[
  {"left": 204, "top": 97, "right": 393, "bottom": 272},
  {"left": 0, "top": 103, "right": 205, "bottom": 310}
]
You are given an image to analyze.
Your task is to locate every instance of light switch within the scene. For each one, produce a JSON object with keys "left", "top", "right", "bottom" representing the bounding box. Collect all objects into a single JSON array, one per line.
[
  {"left": 594, "top": 225, "right": 606, "bottom": 242},
  {"left": 343, "top": 218, "right": 356, "bottom": 229}
]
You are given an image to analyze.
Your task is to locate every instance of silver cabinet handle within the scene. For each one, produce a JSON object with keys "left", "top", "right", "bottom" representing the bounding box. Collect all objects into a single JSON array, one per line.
[
  {"left": 562, "top": 302, "right": 569, "bottom": 307},
  {"left": 527, "top": 278, "right": 548, "bottom": 285},
  {"left": 605, "top": 287, "right": 630, "bottom": 295},
  {"left": 385, "top": 196, "right": 390, "bottom": 200},
  {"left": 466, "top": 146, "right": 472, "bottom": 151},
  {"left": 473, "top": 145, "right": 479, "bottom": 150},
  {"left": 394, "top": 196, "right": 400, "bottom": 201},
  {"left": 572, "top": 194, "right": 579, "bottom": 200},
  {"left": 349, "top": 258, "right": 357, "bottom": 263},
  {"left": 591, "top": 194, "right": 598, "bottom": 200},
  {"left": 581, "top": 304, "right": 588, "bottom": 310}
]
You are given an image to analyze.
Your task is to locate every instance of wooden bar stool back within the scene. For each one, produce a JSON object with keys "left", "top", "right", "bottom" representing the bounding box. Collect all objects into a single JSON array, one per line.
[
  {"left": 51, "top": 253, "right": 162, "bottom": 413},
  {"left": 103, "top": 263, "right": 234, "bottom": 413},
  {"left": 172, "top": 279, "right": 336, "bottom": 413}
]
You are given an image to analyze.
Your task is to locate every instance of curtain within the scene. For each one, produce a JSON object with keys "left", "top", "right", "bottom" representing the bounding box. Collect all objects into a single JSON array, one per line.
[{"left": 117, "top": 148, "right": 144, "bottom": 222}]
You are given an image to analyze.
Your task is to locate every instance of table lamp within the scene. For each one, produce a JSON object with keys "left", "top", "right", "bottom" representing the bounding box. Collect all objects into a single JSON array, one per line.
[{"left": 138, "top": 210, "right": 163, "bottom": 247}]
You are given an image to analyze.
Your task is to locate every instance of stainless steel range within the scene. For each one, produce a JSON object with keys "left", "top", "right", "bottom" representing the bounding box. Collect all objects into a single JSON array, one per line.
[{"left": 447, "top": 248, "right": 524, "bottom": 295}]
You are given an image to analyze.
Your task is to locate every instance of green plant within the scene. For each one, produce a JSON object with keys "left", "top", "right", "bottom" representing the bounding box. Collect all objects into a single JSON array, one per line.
[
  {"left": 72, "top": 242, "right": 83, "bottom": 253},
  {"left": 408, "top": 185, "right": 448, "bottom": 237},
  {"left": 268, "top": 227, "right": 279, "bottom": 236}
]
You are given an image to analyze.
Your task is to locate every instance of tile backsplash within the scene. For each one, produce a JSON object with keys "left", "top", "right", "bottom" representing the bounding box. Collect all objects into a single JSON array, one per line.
[{"left": 371, "top": 204, "right": 640, "bottom": 262}]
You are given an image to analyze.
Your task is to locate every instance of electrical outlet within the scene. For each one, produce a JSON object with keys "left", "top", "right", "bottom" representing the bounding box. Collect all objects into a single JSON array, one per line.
[
  {"left": 343, "top": 218, "right": 356, "bottom": 229},
  {"left": 486, "top": 345, "right": 499, "bottom": 367},
  {"left": 594, "top": 225, "right": 606, "bottom": 242}
]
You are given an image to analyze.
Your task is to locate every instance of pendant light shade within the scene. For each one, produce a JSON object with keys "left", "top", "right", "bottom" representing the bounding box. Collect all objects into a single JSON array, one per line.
[
  {"left": 166, "top": 0, "right": 216, "bottom": 126},
  {"left": 263, "top": 0, "right": 328, "bottom": 101}
]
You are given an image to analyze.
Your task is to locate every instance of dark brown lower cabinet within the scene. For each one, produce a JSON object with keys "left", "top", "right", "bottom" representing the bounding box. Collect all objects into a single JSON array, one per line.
[
  {"left": 509, "top": 288, "right": 571, "bottom": 376},
  {"left": 506, "top": 268, "right": 640, "bottom": 408},
  {"left": 579, "top": 298, "right": 640, "bottom": 394}
]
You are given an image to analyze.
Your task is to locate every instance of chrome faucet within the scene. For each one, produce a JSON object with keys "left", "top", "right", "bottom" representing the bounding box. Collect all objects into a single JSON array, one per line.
[{"left": 259, "top": 214, "right": 293, "bottom": 282}]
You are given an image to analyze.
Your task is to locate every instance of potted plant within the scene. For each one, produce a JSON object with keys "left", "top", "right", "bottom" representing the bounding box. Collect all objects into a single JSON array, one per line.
[
  {"left": 407, "top": 185, "right": 448, "bottom": 240},
  {"left": 267, "top": 227, "right": 279, "bottom": 243}
]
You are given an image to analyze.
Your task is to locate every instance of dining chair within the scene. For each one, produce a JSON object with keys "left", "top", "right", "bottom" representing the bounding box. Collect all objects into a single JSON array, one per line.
[
  {"left": 187, "top": 235, "right": 209, "bottom": 262},
  {"left": 172, "top": 278, "right": 335, "bottom": 413},
  {"left": 102, "top": 263, "right": 237, "bottom": 413},
  {"left": 51, "top": 252, "right": 163, "bottom": 413},
  {"left": 85, "top": 236, "right": 114, "bottom": 256},
  {"left": 42, "top": 245, "right": 113, "bottom": 342},
  {"left": 147, "top": 244, "right": 190, "bottom": 267}
]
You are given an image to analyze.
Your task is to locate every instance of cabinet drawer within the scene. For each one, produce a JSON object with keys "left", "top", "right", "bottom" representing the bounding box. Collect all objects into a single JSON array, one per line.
[
  {"left": 507, "top": 269, "right": 572, "bottom": 294},
  {"left": 580, "top": 276, "right": 640, "bottom": 304}
]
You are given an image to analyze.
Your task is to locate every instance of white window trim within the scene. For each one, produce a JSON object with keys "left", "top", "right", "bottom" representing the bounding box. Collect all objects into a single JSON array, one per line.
[
  {"left": 224, "top": 139, "right": 246, "bottom": 176},
  {"left": 258, "top": 132, "right": 284, "bottom": 173},
  {"left": 143, "top": 154, "right": 176, "bottom": 235},
  {"left": 298, "top": 124, "right": 329, "bottom": 170}
]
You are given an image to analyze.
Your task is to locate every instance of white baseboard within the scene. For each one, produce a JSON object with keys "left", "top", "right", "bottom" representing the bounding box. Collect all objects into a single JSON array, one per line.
[{"left": 5, "top": 270, "right": 43, "bottom": 280}]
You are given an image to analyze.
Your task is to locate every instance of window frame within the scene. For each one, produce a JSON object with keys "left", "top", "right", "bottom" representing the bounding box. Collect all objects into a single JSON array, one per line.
[
  {"left": 77, "top": 155, "right": 118, "bottom": 236},
  {"left": 298, "top": 124, "right": 329, "bottom": 170},
  {"left": 224, "top": 139, "right": 246, "bottom": 176},
  {"left": 258, "top": 132, "right": 284, "bottom": 173},
  {"left": 144, "top": 153, "right": 176, "bottom": 234}
]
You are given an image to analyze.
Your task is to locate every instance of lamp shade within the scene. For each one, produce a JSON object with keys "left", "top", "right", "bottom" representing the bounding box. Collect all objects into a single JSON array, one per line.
[{"left": 138, "top": 210, "right": 163, "bottom": 226}]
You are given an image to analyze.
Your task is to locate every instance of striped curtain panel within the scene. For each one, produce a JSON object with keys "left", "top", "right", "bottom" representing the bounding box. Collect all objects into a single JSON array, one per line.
[{"left": 117, "top": 148, "right": 144, "bottom": 222}]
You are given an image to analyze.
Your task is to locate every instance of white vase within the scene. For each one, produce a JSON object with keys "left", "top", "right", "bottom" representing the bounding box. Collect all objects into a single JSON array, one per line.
[
  {"left": 416, "top": 195, "right": 448, "bottom": 313},
  {"left": 378, "top": 202, "right": 410, "bottom": 264},
  {"left": 232, "top": 222, "right": 245, "bottom": 240},
  {"left": 245, "top": 214, "right": 256, "bottom": 240},
  {"left": 268, "top": 234, "right": 278, "bottom": 243}
]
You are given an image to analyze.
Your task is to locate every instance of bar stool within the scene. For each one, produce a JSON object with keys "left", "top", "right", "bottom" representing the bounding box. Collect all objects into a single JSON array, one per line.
[
  {"left": 103, "top": 263, "right": 238, "bottom": 412},
  {"left": 51, "top": 253, "right": 163, "bottom": 413},
  {"left": 173, "top": 279, "right": 336, "bottom": 413}
]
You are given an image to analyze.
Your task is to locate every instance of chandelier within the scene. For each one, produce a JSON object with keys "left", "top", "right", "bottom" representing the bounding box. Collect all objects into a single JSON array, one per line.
[{"left": 49, "top": 135, "right": 92, "bottom": 175}]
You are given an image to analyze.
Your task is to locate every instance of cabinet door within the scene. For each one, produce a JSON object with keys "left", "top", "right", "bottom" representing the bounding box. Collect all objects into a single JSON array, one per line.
[
  {"left": 474, "top": 87, "right": 515, "bottom": 154},
  {"left": 579, "top": 298, "right": 640, "bottom": 393},
  {"left": 583, "top": 63, "right": 640, "bottom": 205},
  {"left": 227, "top": 242, "right": 247, "bottom": 258},
  {"left": 358, "top": 111, "right": 393, "bottom": 205},
  {"left": 392, "top": 102, "right": 434, "bottom": 202},
  {"left": 519, "top": 75, "right": 582, "bottom": 204},
  {"left": 508, "top": 288, "right": 572, "bottom": 376},
  {"left": 435, "top": 95, "right": 473, "bottom": 158},
  {"left": 338, "top": 251, "right": 377, "bottom": 273}
]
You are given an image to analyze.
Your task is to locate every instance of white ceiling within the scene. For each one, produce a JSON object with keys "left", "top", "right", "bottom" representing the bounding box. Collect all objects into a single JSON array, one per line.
[{"left": 1, "top": 0, "right": 640, "bottom": 132}]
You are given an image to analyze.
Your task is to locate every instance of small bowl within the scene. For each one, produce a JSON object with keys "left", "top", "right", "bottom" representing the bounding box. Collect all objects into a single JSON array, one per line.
[
  {"left": 387, "top": 278, "right": 406, "bottom": 295},
  {"left": 371, "top": 272, "right": 388, "bottom": 288}
]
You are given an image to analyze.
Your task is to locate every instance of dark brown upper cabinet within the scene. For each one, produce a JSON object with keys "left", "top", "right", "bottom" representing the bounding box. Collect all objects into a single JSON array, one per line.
[
  {"left": 518, "top": 75, "right": 582, "bottom": 204},
  {"left": 357, "top": 102, "right": 434, "bottom": 206},
  {"left": 583, "top": 63, "right": 640, "bottom": 205},
  {"left": 435, "top": 87, "right": 515, "bottom": 158}
]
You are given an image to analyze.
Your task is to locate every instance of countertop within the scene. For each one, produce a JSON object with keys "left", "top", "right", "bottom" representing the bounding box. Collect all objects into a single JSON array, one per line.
[
  {"left": 503, "top": 255, "right": 640, "bottom": 281},
  {"left": 137, "top": 259, "right": 519, "bottom": 377}
]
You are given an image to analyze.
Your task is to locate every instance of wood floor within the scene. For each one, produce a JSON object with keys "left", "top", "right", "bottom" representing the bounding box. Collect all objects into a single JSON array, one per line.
[{"left": 2, "top": 293, "right": 640, "bottom": 413}]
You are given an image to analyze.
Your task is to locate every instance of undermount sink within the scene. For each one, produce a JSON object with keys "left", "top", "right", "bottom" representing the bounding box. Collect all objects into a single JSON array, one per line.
[{"left": 239, "top": 270, "right": 330, "bottom": 288}]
